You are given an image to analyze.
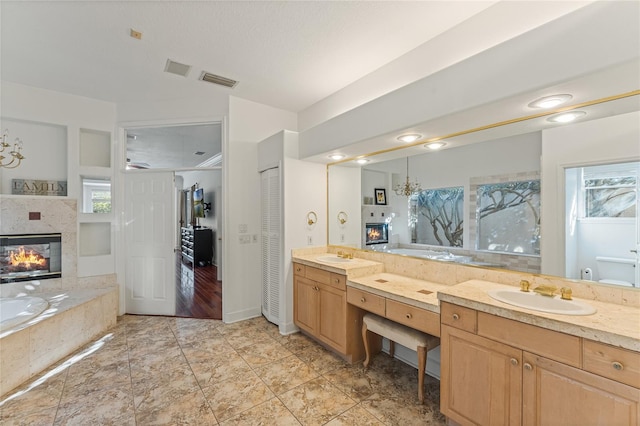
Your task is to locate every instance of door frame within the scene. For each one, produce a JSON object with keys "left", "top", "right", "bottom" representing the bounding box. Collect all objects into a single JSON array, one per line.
[{"left": 115, "top": 116, "right": 227, "bottom": 316}]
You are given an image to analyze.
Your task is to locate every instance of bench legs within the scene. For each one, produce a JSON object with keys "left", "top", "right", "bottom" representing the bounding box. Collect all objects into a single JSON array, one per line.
[
  {"left": 417, "top": 345, "right": 427, "bottom": 404},
  {"left": 362, "top": 321, "right": 372, "bottom": 369}
]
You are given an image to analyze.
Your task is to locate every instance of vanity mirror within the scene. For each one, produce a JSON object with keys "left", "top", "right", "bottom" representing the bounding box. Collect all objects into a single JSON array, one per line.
[{"left": 327, "top": 67, "right": 640, "bottom": 288}]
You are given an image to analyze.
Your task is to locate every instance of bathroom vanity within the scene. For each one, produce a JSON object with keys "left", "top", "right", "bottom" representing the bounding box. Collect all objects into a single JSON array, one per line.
[{"left": 291, "top": 249, "right": 640, "bottom": 425}]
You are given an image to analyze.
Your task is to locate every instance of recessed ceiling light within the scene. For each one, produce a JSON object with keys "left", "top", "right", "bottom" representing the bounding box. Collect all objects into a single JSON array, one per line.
[
  {"left": 329, "top": 154, "right": 345, "bottom": 160},
  {"left": 397, "top": 134, "right": 422, "bottom": 143},
  {"left": 425, "top": 142, "right": 446, "bottom": 150},
  {"left": 528, "top": 94, "right": 573, "bottom": 109},
  {"left": 546, "top": 110, "right": 587, "bottom": 123},
  {"left": 356, "top": 159, "right": 369, "bottom": 164}
]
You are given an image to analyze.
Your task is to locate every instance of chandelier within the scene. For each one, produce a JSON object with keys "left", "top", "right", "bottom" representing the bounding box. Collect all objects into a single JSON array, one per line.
[
  {"left": 0, "top": 129, "right": 25, "bottom": 169},
  {"left": 394, "top": 157, "right": 422, "bottom": 196}
]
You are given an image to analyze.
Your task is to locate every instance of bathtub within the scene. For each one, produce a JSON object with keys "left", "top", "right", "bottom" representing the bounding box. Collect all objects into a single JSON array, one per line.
[
  {"left": 383, "top": 247, "right": 473, "bottom": 263},
  {"left": 0, "top": 288, "right": 118, "bottom": 398},
  {"left": 0, "top": 296, "right": 49, "bottom": 332}
]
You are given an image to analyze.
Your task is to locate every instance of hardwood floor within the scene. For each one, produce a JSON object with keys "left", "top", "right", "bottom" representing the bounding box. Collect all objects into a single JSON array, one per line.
[{"left": 175, "top": 255, "right": 222, "bottom": 319}]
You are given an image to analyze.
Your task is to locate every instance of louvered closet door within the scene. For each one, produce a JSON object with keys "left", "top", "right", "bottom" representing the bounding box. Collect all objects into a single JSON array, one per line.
[{"left": 261, "top": 167, "right": 281, "bottom": 324}]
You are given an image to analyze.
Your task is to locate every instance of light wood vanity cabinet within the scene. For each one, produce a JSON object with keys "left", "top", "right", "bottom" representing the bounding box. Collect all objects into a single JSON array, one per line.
[
  {"left": 441, "top": 301, "right": 640, "bottom": 426},
  {"left": 293, "top": 263, "right": 364, "bottom": 363}
]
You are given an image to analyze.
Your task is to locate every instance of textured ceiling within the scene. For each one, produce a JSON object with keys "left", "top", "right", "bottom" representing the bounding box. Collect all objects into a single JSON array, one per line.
[{"left": 0, "top": 1, "right": 495, "bottom": 112}]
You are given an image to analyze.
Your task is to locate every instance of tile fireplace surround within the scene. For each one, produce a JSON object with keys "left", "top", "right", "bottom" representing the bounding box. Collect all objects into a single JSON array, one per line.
[{"left": 0, "top": 196, "right": 118, "bottom": 397}]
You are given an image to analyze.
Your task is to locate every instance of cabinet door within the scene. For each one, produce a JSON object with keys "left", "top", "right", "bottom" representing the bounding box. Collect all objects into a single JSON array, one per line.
[
  {"left": 294, "top": 277, "right": 318, "bottom": 334},
  {"left": 317, "top": 284, "right": 347, "bottom": 351},
  {"left": 523, "top": 352, "right": 640, "bottom": 426},
  {"left": 441, "top": 325, "right": 522, "bottom": 426}
]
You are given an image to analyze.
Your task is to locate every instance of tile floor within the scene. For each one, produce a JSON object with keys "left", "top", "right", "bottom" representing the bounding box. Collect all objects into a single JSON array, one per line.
[{"left": 0, "top": 315, "right": 446, "bottom": 425}]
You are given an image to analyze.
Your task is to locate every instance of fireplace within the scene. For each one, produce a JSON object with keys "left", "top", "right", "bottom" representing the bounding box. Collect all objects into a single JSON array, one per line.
[
  {"left": 0, "top": 234, "right": 62, "bottom": 283},
  {"left": 365, "top": 223, "right": 389, "bottom": 245}
]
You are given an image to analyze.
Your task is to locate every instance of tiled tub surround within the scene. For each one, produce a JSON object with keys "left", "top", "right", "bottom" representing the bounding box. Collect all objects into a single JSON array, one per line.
[
  {"left": 1, "top": 196, "right": 119, "bottom": 397},
  {"left": 0, "top": 287, "right": 118, "bottom": 397}
]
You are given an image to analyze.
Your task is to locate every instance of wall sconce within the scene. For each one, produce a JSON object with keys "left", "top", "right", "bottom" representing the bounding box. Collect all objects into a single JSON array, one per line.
[
  {"left": 337, "top": 211, "right": 348, "bottom": 226},
  {"left": 306, "top": 211, "right": 317, "bottom": 226}
]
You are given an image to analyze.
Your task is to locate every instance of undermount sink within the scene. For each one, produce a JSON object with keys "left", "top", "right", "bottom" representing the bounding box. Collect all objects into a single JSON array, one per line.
[
  {"left": 487, "top": 289, "right": 597, "bottom": 316},
  {"left": 316, "top": 255, "right": 352, "bottom": 263}
]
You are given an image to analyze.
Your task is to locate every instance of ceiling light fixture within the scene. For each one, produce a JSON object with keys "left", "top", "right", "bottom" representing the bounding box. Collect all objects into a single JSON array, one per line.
[
  {"left": 1, "top": 129, "right": 25, "bottom": 169},
  {"left": 393, "top": 157, "right": 422, "bottom": 197},
  {"left": 329, "top": 154, "right": 345, "bottom": 161},
  {"left": 356, "top": 159, "right": 369, "bottom": 164},
  {"left": 397, "top": 134, "right": 422, "bottom": 143},
  {"left": 528, "top": 94, "right": 573, "bottom": 109},
  {"left": 425, "top": 141, "right": 446, "bottom": 150},
  {"left": 546, "top": 110, "right": 587, "bottom": 123}
]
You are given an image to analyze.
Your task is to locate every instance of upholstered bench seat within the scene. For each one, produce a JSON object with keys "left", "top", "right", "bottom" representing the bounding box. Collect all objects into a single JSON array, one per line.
[{"left": 362, "top": 312, "right": 440, "bottom": 404}]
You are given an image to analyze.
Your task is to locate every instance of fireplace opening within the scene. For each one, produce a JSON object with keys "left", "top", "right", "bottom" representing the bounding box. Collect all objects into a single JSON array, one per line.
[
  {"left": 0, "top": 234, "right": 62, "bottom": 283},
  {"left": 365, "top": 223, "right": 389, "bottom": 245}
]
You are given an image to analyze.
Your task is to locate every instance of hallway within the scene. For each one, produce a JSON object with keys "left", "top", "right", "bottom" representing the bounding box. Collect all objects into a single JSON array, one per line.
[{"left": 176, "top": 257, "right": 222, "bottom": 320}]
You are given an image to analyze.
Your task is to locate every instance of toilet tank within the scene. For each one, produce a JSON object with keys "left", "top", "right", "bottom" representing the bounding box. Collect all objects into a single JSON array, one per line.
[{"left": 595, "top": 256, "right": 636, "bottom": 285}]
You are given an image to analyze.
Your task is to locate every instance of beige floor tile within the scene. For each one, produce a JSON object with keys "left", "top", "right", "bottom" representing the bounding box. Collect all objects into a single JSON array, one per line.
[
  {"left": 187, "top": 351, "right": 253, "bottom": 388},
  {"left": 0, "top": 368, "right": 67, "bottom": 418},
  {"left": 222, "top": 328, "right": 275, "bottom": 349},
  {"left": 179, "top": 333, "right": 234, "bottom": 359},
  {"left": 278, "top": 377, "right": 356, "bottom": 426},
  {"left": 202, "top": 372, "right": 275, "bottom": 422},
  {"left": 132, "top": 363, "right": 200, "bottom": 409},
  {"left": 323, "top": 404, "right": 384, "bottom": 426},
  {"left": 322, "top": 363, "right": 384, "bottom": 402},
  {"left": 61, "top": 361, "right": 131, "bottom": 402},
  {"left": 135, "top": 388, "right": 218, "bottom": 425},
  {"left": 360, "top": 393, "right": 447, "bottom": 426},
  {"left": 274, "top": 332, "right": 318, "bottom": 354},
  {"left": 220, "top": 397, "right": 301, "bottom": 426},
  {"left": 53, "top": 387, "right": 136, "bottom": 426},
  {"left": 236, "top": 338, "right": 293, "bottom": 367},
  {"left": 0, "top": 405, "right": 58, "bottom": 425},
  {"left": 295, "top": 344, "right": 346, "bottom": 375},
  {"left": 254, "top": 355, "right": 320, "bottom": 395}
]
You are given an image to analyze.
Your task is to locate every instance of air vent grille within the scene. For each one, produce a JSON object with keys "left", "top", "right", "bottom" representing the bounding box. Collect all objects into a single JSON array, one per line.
[
  {"left": 164, "top": 59, "right": 192, "bottom": 77},
  {"left": 199, "top": 71, "right": 238, "bottom": 88}
]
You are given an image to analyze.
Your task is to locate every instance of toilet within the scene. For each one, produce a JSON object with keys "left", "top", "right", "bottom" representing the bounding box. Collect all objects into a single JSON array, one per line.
[{"left": 595, "top": 256, "right": 636, "bottom": 287}]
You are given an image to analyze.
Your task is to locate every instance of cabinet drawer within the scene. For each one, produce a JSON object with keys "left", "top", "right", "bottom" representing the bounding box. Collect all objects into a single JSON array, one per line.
[
  {"left": 293, "top": 263, "right": 305, "bottom": 277},
  {"left": 440, "top": 302, "right": 477, "bottom": 334},
  {"left": 478, "top": 312, "right": 581, "bottom": 368},
  {"left": 347, "top": 287, "right": 385, "bottom": 316},
  {"left": 386, "top": 299, "right": 440, "bottom": 337},
  {"left": 583, "top": 340, "right": 640, "bottom": 388},
  {"left": 328, "top": 273, "right": 346, "bottom": 291},
  {"left": 305, "top": 266, "right": 331, "bottom": 285}
]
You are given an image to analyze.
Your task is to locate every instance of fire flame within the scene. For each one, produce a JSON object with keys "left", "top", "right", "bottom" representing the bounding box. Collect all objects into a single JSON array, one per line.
[
  {"left": 9, "top": 247, "right": 46, "bottom": 269},
  {"left": 368, "top": 229, "right": 381, "bottom": 240}
]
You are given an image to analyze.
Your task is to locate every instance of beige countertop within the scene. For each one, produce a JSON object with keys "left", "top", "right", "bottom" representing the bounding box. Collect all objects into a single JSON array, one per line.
[
  {"left": 347, "top": 273, "right": 452, "bottom": 314},
  {"left": 292, "top": 253, "right": 384, "bottom": 278},
  {"left": 438, "top": 280, "right": 640, "bottom": 352}
]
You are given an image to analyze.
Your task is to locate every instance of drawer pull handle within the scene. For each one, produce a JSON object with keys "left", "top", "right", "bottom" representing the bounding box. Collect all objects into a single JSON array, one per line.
[
  {"left": 612, "top": 362, "right": 624, "bottom": 371},
  {"left": 524, "top": 363, "right": 532, "bottom": 371},
  {"left": 452, "top": 313, "right": 460, "bottom": 320},
  {"left": 406, "top": 313, "right": 412, "bottom": 319},
  {"left": 335, "top": 278, "right": 340, "bottom": 283},
  {"left": 510, "top": 358, "right": 519, "bottom": 366},
  {"left": 360, "top": 297, "right": 366, "bottom": 303}
]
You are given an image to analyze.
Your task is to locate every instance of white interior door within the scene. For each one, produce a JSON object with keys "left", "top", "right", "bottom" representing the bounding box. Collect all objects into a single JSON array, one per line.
[{"left": 124, "top": 171, "right": 176, "bottom": 315}]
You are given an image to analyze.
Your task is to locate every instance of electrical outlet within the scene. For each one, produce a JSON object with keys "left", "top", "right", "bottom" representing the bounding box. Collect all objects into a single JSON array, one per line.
[
  {"left": 239, "top": 235, "right": 250, "bottom": 244},
  {"left": 307, "top": 236, "right": 313, "bottom": 245}
]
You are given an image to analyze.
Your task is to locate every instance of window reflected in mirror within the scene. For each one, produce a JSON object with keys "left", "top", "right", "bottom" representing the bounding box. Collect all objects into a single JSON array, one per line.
[{"left": 81, "top": 178, "right": 111, "bottom": 213}]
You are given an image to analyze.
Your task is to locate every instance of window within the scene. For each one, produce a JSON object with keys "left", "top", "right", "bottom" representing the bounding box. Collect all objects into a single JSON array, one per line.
[
  {"left": 410, "top": 187, "right": 464, "bottom": 247},
  {"left": 82, "top": 178, "right": 111, "bottom": 214},
  {"left": 582, "top": 163, "right": 637, "bottom": 218}
]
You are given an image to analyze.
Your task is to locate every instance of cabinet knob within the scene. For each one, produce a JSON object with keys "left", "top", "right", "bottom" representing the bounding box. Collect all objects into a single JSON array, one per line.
[
  {"left": 313, "top": 286, "right": 319, "bottom": 291},
  {"left": 524, "top": 363, "right": 532, "bottom": 371},
  {"left": 452, "top": 313, "right": 460, "bottom": 320},
  {"left": 360, "top": 297, "right": 366, "bottom": 303},
  {"left": 405, "top": 313, "right": 412, "bottom": 319},
  {"left": 510, "top": 358, "right": 519, "bottom": 366},
  {"left": 296, "top": 267, "right": 301, "bottom": 272},
  {"left": 335, "top": 278, "right": 340, "bottom": 283},
  {"left": 612, "top": 362, "right": 624, "bottom": 371}
]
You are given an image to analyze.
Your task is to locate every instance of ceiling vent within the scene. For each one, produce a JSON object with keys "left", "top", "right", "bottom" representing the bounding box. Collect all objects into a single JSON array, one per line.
[
  {"left": 199, "top": 71, "right": 238, "bottom": 88},
  {"left": 164, "top": 59, "right": 192, "bottom": 77},
  {"left": 194, "top": 151, "right": 206, "bottom": 156}
]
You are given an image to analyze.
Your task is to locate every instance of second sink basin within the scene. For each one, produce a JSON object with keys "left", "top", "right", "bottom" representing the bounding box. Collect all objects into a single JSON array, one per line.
[
  {"left": 487, "top": 289, "right": 597, "bottom": 316},
  {"left": 316, "top": 255, "right": 352, "bottom": 263}
]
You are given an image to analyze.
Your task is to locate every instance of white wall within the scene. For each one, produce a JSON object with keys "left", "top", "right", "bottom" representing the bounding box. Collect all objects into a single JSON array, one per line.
[
  {"left": 541, "top": 111, "right": 640, "bottom": 277},
  {"left": 226, "top": 96, "right": 297, "bottom": 323}
]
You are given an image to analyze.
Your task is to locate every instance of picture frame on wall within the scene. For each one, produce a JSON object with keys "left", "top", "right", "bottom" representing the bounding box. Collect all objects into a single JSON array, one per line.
[{"left": 374, "top": 188, "right": 387, "bottom": 205}]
